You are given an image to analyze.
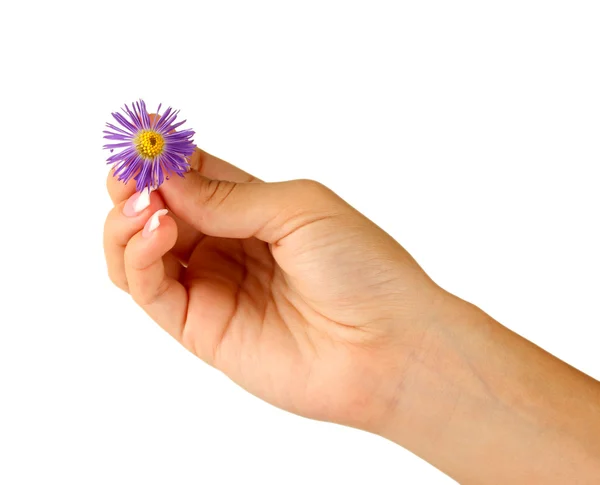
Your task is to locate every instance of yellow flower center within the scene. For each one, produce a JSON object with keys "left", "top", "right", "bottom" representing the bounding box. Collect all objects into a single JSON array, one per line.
[{"left": 136, "top": 130, "right": 165, "bottom": 159}]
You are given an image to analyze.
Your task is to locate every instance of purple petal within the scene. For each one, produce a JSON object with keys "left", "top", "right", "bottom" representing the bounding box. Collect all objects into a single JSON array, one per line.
[
  {"left": 112, "top": 111, "right": 138, "bottom": 133},
  {"left": 103, "top": 141, "right": 134, "bottom": 149},
  {"left": 103, "top": 133, "right": 132, "bottom": 141}
]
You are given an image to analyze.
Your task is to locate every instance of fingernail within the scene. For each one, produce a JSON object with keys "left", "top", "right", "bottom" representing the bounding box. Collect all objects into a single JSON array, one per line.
[
  {"left": 143, "top": 209, "right": 168, "bottom": 238},
  {"left": 123, "top": 188, "right": 152, "bottom": 217}
]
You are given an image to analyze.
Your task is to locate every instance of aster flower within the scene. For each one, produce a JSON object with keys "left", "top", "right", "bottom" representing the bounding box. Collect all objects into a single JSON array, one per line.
[{"left": 103, "top": 99, "right": 195, "bottom": 192}]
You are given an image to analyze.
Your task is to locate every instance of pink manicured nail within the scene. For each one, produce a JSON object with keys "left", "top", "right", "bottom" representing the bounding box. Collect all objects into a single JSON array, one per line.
[
  {"left": 123, "top": 189, "right": 151, "bottom": 217},
  {"left": 143, "top": 209, "right": 168, "bottom": 238}
]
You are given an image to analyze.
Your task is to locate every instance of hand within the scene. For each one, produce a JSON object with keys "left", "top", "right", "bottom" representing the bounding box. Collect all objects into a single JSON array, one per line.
[
  {"left": 104, "top": 148, "right": 600, "bottom": 483},
  {"left": 103, "top": 147, "right": 443, "bottom": 431}
]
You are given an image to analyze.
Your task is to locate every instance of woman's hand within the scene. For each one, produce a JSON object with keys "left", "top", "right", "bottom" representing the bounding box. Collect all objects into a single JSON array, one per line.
[
  {"left": 103, "top": 148, "right": 443, "bottom": 432},
  {"left": 104, "top": 148, "right": 600, "bottom": 483}
]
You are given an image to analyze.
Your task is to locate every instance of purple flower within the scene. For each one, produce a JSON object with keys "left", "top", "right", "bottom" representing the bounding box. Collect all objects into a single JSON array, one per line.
[{"left": 103, "top": 99, "right": 195, "bottom": 192}]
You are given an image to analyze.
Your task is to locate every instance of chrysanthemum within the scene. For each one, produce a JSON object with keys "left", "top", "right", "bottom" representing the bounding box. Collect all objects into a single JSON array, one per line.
[{"left": 103, "top": 99, "right": 195, "bottom": 192}]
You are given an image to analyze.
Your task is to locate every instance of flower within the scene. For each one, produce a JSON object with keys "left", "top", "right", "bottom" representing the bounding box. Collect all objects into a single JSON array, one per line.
[{"left": 103, "top": 99, "right": 195, "bottom": 192}]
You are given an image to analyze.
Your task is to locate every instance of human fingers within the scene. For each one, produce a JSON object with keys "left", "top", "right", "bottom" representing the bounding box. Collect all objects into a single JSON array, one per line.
[
  {"left": 106, "top": 146, "right": 263, "bottom": 264},
  {"left": 166, "top": 148, "right": 263, "bottom": 263},
  {"left": 158, "top": 170, "right": 347, "bottom": 244},
  {"left": 123, "top": 209, "right": 188, "bottom": 342},
  {"left": 103, "top": 189, "right": 179, "bottom": 292}
]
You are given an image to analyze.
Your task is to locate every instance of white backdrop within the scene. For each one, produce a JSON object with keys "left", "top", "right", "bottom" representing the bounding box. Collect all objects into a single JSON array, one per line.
[{"left": 1, "top": 1, "right": 599, "bottom": 484}]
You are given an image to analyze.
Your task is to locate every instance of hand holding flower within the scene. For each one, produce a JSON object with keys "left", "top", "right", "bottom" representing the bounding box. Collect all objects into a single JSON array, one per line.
[{"left": 102, "top": 103, "right": 600, "bottom": 484}]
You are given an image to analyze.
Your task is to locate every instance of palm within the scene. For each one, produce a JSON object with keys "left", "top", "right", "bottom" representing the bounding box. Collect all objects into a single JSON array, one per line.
[
  {"left": 178, "top": 234, "right": 319, "bottom": 415},
  {"left": 179, "top": 230, "right": 397, "bottom": 424}
]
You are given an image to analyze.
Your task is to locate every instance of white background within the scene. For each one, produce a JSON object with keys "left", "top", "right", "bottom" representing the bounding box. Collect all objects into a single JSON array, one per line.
[{"left": 1, "top": 1, "right": 599, "bottom": 484}]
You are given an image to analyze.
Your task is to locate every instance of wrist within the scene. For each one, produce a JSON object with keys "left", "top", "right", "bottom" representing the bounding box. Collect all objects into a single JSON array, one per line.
[
  {"left": 372, "top": 293, "right": 487, "bottom": 442},
  {"left": 375, "top": 294, "right": 600, "bottom": 484}
]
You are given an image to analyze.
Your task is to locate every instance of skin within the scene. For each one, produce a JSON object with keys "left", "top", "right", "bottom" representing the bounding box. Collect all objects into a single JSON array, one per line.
[{"left": 104, "top": 148, "right": 600, "bottom": 484}]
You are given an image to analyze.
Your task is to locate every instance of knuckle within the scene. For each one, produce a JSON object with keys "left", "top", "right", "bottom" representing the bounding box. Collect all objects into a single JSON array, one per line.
[
  {"left": 123, "top": 244, "right": 142, "bottom": 272},
  {"left": 292, "top": 179, "right": 339, "bottom": 207},
  {"left": 197, "top": 179, "right": 237, "bottom": 208},
  {"left": 131, "top": 279, "right": 171, "bottom": 307},
  {"left": 103, "top": 208, "right": 116, "bottom": 231},
  {"left": 294, "top": 179, "right": 333, "bottom": 200},
  {"left": 105, "top": 202, "right": 124, "bottom": 224},
  {"left": 296, "top": 178, "right": 326, "bottom": 192},
  {"left": 107, "top": 268, "right": 129, "bottom": 292}
]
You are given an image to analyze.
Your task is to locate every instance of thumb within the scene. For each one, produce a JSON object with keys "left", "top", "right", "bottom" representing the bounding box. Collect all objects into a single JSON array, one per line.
[{"left": 158, "top": 171, "right": 346, "bottom": 243}]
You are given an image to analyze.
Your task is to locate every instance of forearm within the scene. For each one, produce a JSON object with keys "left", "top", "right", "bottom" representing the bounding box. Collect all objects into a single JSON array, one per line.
[{"left": 381, "top": 295, "right": 600, "bottom": 484}]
